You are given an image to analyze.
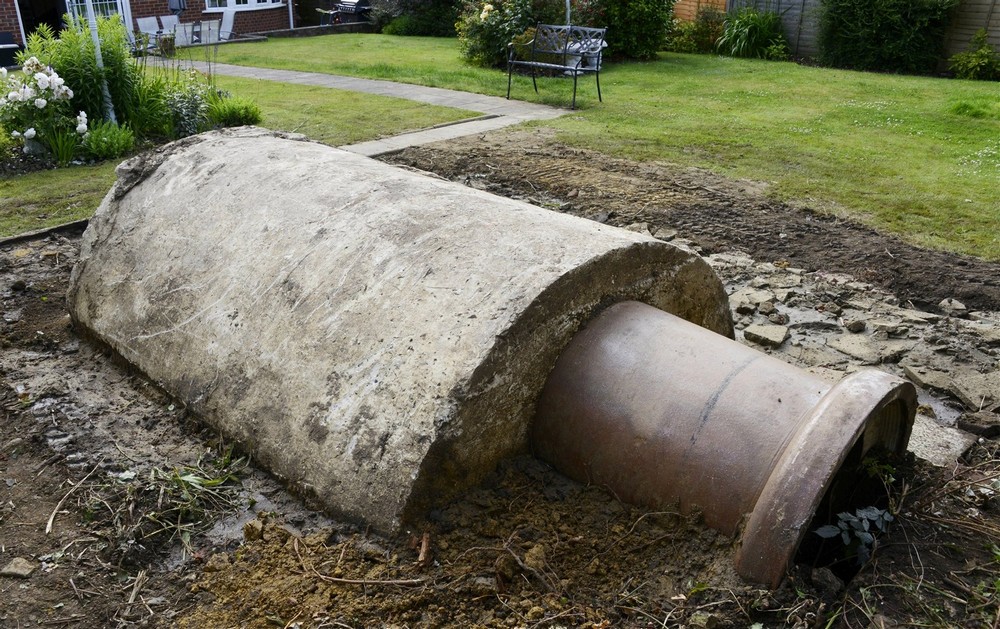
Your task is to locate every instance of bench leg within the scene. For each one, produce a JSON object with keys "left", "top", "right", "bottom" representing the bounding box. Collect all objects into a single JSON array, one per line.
[
  {"left": 571, "top": 72, "right": 578, "bottom": 110},
  {"left": 507, "top": 66, "right": 513, "bottom": 100},
  {"left": 531, "top": 67, "right": 538, "bottom": 94},
  {"left": 596, "top": 71, "right": 602, "bottom": 103}
]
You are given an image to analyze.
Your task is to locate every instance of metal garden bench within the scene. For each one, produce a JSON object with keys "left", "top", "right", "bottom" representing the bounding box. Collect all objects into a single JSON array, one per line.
[{"left": 506, "top": 23, "right": 607, "bottom": 109}]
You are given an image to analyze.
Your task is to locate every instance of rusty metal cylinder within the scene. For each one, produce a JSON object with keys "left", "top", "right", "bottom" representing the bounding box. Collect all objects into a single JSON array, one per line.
[{"left": 532, "top": 301, "right": 915, "bottom": 586}]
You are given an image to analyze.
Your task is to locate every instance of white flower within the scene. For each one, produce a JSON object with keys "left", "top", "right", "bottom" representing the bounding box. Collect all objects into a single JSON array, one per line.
[
  {"left": 7, "top": 91, "right": 20, "bottom": 102},
  {"left": 22, "top": 57, "right": 44, "bottom": 74},
  {"left": 49, "top": 75, "right": 64, "bottom": 88},
  {"left": 11, "top": 130, "right": 20, "bottom": 138},
  {"left": 24, "top": 128, "right": 36, "bottom": 139},
  {"left": 34, "top": 98, "right": 47, "bottom": 109},
  {"left": 20, "top": 85, "right": 35, "bottom": 100},
  {"left": 76, "top": 123, "right": 87, "bottom": 135},
  {"left": 34, "top": 72, "right": 49, "bottom": 90},
  {"left": 77, "top": 111, "right": 87, "bottom": 122},
  {"left": 0, "top": 67, "right": 7, "bottom": 79}
]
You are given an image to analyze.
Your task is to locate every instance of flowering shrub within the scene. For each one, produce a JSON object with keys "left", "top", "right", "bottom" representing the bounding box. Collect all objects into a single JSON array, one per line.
[
  {"left": 0, "top": 57, "right": 88, "bottom": 165},
  {"left": 457, "top": 0, "right": 534, "bottom": 67}
]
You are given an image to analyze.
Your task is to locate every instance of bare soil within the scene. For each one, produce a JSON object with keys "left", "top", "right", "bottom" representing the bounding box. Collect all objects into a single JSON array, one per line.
[
  {"left": 3, "top": 128, "right": 1000, "bottom": 628},
  {"left": 384, "top": 128, "right": 1000, "bottom": 313}
]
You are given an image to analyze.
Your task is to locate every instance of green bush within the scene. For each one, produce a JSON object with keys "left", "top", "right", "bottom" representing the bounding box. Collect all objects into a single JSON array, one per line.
[
  {"left": 457, "top": 0, "right": 671, "bottom": 66},
  {"left": 949, "top": 29, "right": 1000, "bottom": 81},
  {"left": 384, "top": 0, "right": 460, "bottom": 36},
  {"left": 164, "top": 71, "right": 210, "bottom": 139},
  {"left": 716, "top": 7, "right": 788, "bottom": 59},
  {"left": 667, "top": 7, "right": 726, "bottom": 54},
  {"left": 81, "top": 120, "right": 135, "bottom": 161},
  {"left": 595, "top": 0, "right": 675, "bottom": 60},
  {"left": 817, "top": 0, "right": 959, "bottom": 74},
  {"left": 207, "top": 93, "right": 263, "bottom": 127}
]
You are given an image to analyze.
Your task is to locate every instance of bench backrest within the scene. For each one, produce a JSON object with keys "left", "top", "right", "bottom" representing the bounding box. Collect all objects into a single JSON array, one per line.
[{"left": 531, "top": 23, "right": 606, "bottom": 60}]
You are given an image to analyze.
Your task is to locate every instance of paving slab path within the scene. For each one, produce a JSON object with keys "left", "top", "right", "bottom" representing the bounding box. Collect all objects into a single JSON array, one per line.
[{"left": 188, "top": 61, "right": 565, "bottom": 156}]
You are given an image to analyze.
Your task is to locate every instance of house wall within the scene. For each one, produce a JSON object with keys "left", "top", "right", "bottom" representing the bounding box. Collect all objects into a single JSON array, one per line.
[
  {"left": 1, "top": 2, "right": 21, "bottom": 45},
  {"left": 130, "top": 1, "right": 291, "bottom": 34}
]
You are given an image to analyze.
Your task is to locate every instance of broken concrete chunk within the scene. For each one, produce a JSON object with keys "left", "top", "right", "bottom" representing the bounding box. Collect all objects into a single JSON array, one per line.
[
  {"left": 743, "top": 324, "right": 790, "bottom": 348},
  {"left": 938, "top": 298, "right": 968, "bottom": 317},
  {"left": 900, "top": 361, "right": 953, "bottom": 393},
  {"left": 908, "top": 414, "right": 977, "bottom": 467},
  {"left": 949, "top": 370, "right": 1000, "bottom": 412},
  {"left": 0, "top": 557, "right": 36, "bottom": 579}
]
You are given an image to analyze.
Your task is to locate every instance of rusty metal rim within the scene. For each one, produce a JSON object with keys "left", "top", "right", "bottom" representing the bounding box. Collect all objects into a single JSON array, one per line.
[{"left": 734, "top": 370, "right": 916, "bottom": 587}]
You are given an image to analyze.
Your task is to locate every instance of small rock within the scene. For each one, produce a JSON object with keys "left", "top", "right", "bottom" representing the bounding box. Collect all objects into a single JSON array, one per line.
[
  {"left": 688, "top": 611, "right": 720, "bottom": 628},
  {"left": 243, "top": 518, "right": 264, "bottom": 542},
  {"left": 624, "top": 222, "right": 652, "bottom": 236},
  {"left": 949, "top": 370, "right": 1000, "bottom": 412},
  {"left": 743, "top": 324, "right": 789, "bottom": 348},
  {"left": 652, "top": 227, "right": 677, "bottom": 241},
  {"left": 1, "top": 557, "right": 36, "bottom": 578},
  {"left": 2, "top": 309, "right": 22, "bottom": 323},
  {"left": 203, "top": 553, "right": 231, "bottom": 573},
  {"left": 758, "top": 301, "right": 777, "bottom": 315},
  {"left": 768, "top": 312, "right": 790, "bottom": 325},
  {"left": 526, "top": 606, "right": 545, "bottom": 620},
  {"left": 523, "top": 544, "right": 546, "bottom": 572},
  {"left": 818, "top": 301, "right": 842, "bottom": 316},
  {"left": 938, "top": 298, "right": 967, "bottom": 317},
  {"left": 811, "top": 566, "right": 844, "bottom": 595},
  {"left": 9, "top": 279, "right": 26, "bottom": 292},
  {"left": 844, "top": 319, "right": 866, "bottom": 333}
]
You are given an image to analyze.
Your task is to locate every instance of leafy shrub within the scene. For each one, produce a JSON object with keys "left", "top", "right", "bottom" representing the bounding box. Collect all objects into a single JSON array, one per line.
[
  {"left": 81, "top": 120, "right": 135, "bottom": 161},
  {"left": 165, "top": 71, "right": 210, "bottom": 139},
  {"left": 667, "top": 7, "right": 726, "bottom": 54},
  {"left": 593, "top": 0, "right": 675, "bottom": 60},
  {"left": 207, "top": 93, "right": 263, "bottom": 127},
  {"left": 457, "top": 0, "right": 671, "bottom": 66},
  {"left": 129, "top": 73, "right": 172, "bottom": 140},
  {"left": 716, "top": 7, "right": 788, "bottom": 60},
  {"left": 384, "top": 0, "right": 461, "bottom": 36},
  {"left": 457, "top": 0, "right": 538, "bottom": 68},
  {"left": 817, "top": 0, "right": 959, "bottom": 74},
  {"left": 949, "top": 29, "right": 1000, "bottom": 81}
]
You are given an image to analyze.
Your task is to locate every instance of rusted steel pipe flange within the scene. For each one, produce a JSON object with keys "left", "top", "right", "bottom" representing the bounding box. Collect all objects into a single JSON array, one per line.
[{"left": 532, "top": 301, "right": 916, "bottom": 587}]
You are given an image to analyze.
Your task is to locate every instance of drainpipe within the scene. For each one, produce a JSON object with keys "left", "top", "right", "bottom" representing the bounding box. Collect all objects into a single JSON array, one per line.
[
  {"left": 288, "top": 0, "right": 295, "bottom": 30},
  {"left": 82, "top": 0, "right": 117, "bottom": 123}
]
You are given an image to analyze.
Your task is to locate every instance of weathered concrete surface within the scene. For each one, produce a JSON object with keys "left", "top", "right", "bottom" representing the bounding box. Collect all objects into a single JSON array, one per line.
[{"left": 67, "top": 127, "right": 733, "bottom": 532}]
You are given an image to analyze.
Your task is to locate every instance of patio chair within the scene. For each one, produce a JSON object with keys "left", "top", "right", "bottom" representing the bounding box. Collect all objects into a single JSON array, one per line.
[
  {"left": 0, "top": 32, "right": 19, "bottom": 68},
  {"left": 134, "top": 17, "right": 161, "bottom": 53},
  {"left": 220, "top": 9, "right": 237, "bottom": 41},
  {"left": 159, "top": 14, "right": 180, "bottom": 35}
]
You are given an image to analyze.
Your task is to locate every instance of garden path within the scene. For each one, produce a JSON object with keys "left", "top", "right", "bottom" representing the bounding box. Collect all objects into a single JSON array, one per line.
[{"left": 186, "top": 60, "right": 565, "bottom": 156}]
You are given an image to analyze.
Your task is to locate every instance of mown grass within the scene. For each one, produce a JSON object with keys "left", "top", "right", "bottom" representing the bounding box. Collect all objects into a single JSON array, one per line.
[
  {"left": 212, "top": 36, "right": 1000, "bottom": 260},
  {"left": 0, "top": 163, "right": 118, "bottom": 237},
  {"left": 0, "top": 71, "right": 475, "bottom": 238}
]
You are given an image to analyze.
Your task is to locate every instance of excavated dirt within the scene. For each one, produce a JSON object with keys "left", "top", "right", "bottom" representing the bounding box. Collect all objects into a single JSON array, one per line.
[
  {"left": 384, "top": 127, "right": 1000, "bottom": 313},
  {"left": 3, "top": 129, "right": 1000, "bottom": 628}
]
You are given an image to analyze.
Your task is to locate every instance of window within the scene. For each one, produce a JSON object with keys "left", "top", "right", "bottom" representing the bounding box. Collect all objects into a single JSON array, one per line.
[
  {"left": 67, "top": 0, "right": 123, "bottom": 19},
  {"left": 206, "top": 0, "right": 283, "bottom": 7}
]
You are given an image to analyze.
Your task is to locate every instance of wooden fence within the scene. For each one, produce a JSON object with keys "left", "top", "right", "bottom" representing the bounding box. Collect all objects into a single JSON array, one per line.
[{"left": 945, "top": 0, "right": 1000, "bottom": 55}]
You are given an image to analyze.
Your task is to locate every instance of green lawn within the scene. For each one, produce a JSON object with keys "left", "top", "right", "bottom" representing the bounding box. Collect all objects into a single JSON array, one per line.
[
  {"left": 212, "top": 35, "right": 1000, "bottom": 260},
  {"left": 0, "top": 72, "right": 475, "bottom": 238},
  {"left": 4, "top": 35, "right": 999, "bottom": 261}
]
